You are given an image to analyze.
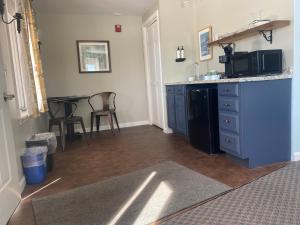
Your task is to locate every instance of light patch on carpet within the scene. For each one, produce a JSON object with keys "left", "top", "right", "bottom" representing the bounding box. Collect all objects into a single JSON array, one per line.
[
  {"left": 133, "top": 181, "right": 173, "bottom": 225},
  {"left": 108, "top": 171, "right": 157, "bottom": 225}
]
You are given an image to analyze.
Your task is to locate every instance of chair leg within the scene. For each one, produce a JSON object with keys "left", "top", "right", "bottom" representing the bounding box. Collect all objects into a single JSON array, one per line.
[
  {"left": 58, "top": 121, "right": 65, "bottom": 151},
  {"left": 96, "top": 115, "right": 101, "bottom": 132},
  {"left": 90, "top": 113, "right": 94, "bottom": 137},
  {"left": 108, "top": 113, "right": 115, "bottom": 135},
  {"left": 49, "top": 121, "right": 53, "bottom": 132},
  {"left": 113, "top": 112, "right": 120, "bottom": 132},
  {"left": 80, "top": 118, "right": 89, "bottom": 145}
]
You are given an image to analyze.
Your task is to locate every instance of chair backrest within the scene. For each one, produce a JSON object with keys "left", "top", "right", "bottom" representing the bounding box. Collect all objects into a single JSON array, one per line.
[
  {"left": 88, "top": 92, "right": 116, "bottom": 112},
  {"left": 47, "top": 99, "right": 78, "bottom": 119}
]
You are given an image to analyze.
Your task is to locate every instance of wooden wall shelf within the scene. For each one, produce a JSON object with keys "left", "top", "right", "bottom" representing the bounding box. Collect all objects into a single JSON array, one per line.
[{"left": 208, "top": 20, "right": 290, "bottom": 46}]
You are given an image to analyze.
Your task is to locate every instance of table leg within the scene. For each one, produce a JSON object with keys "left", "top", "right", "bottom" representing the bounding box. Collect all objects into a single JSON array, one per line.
[{"left": 64, "top": 103, "right": 75, "bottom": 140}]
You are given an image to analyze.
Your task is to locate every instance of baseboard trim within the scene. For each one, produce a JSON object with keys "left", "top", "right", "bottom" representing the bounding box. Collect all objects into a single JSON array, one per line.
[
  {"left": 163, "top": 128, "right": 173, "bottom": 134},
  {"left": 18, "top": 176, "right": 26, "bottom": 193},
  {"left": 293, "top": 152, "right": 300, "bottom": 161},
  {"left": 75, "top": 120, "right": 151, "bottom": 133}
]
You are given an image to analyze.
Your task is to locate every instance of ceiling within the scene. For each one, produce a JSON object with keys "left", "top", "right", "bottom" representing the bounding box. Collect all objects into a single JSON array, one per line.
[{"left": 34, "top": 0, "right": 157, "bottom": 16}]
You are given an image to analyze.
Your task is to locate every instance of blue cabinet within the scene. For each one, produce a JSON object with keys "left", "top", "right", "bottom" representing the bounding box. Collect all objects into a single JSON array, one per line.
[
  {"left": 218, "top": 80, "right": 292, "bottom": 168},
  {"left": 175, "top": 94, "right": 187, "bottom": 134},
  {"left": 166, "top": 90, "right": 176, "bottom": 129},
  {"left": 219, "top": 113, "right": 239, "bottom": 134},
  {"left": 219, "top": 131, "right": 241, "bottom": 156},
  {"left": 166, "top": 85, "right": 187, "bottom": 136},
  {"left": 218, "top": 97, "right": 239, "bottom": 112},
  {"left": 166, "top": 79, "right": 291, "bottom": 168}
]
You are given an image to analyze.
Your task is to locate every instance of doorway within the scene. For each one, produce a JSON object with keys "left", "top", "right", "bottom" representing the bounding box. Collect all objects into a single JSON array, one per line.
[
  {"left": 143, "top": 11, "right": 166, "bottom": 131},
  {"left": 0, "top": 27, "right": 21, "bottom": 225}
]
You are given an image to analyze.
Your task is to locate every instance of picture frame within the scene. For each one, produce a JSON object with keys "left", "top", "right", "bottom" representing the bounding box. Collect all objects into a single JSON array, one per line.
[
  {"left": 198, "top": 26, "right": 213, "bottom": 61},
  {"left": 76, "top": 40, "right": 112, "bottom": 73}
]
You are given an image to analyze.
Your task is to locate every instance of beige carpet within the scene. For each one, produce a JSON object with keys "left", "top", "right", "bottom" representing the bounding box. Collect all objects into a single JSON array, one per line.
[{"left": 32, "top": 161, "right": 231, "bottom": 225}]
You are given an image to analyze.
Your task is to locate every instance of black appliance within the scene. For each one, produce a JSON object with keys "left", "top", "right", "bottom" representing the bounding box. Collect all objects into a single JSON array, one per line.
[
  {"left": 187, "top": 85, "right": 221, "bottom": 154},
  {"left": 220, "top": 49, "right": 283, "bottom": 78},
  {"left": 219, "top": 52, "right": 247, "bottom": 77}
]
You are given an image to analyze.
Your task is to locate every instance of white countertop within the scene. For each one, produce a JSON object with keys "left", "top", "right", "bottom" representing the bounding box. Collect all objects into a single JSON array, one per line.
[{"left": 164, "top": 74, "right": 293, "bottom": 86}]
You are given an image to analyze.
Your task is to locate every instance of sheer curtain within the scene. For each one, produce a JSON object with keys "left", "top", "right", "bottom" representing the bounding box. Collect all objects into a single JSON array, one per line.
[{"left": 22, "top": 0, "right": 48, "bottom": 117}]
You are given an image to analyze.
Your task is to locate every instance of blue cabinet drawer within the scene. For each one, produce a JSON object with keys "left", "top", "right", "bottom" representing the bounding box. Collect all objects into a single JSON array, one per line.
[
  {"left": 219, "top": 97, "right": 239, "bottom": 112},
  {"left": 220, "top": 132, "right": 241, "bottom": 156},
  {"left": 218, "top": 84, "right": 239, "bottom": 97},
  {"left": 166, "top": 86, "right": 175, "bottom": 94},
  {"left": 219, "top": 113, "right": 239, "bottom": 133},
  {"left": 175, "top": 86, "right": 185, "bottom": 95}
]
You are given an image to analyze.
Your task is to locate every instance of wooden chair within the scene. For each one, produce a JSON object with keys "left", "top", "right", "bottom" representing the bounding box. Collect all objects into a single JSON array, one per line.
[
  {"left": 88, "top": 92, "right": 120, "bottom": 137},
  {"left": 48, "top": 99, "right": 88, "bottom": 151}
]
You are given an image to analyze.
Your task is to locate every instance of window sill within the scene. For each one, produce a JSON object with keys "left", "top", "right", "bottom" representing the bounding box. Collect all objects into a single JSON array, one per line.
[
  {"left": 18, "top": 114, "right": 31, "bottom": 126},
  {"left": 18, "top": 111, "right": 47, "bottom": 126}
]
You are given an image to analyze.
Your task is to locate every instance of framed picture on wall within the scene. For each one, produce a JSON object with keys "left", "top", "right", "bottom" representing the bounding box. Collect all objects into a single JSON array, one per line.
[
  {"left": 198, "top": 26, "right": 212, "bottom": 61},
  {"left": 77, "top": 40, "right": 112, "bottom": 73}
]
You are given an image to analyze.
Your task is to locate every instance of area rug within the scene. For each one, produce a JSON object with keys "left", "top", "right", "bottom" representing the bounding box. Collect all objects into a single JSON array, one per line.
[
  {"left": 161, "top": 162, "right": 299, "bottom": 225},
  {"left": 32, "top": 161, "right": 231, "bottom": 225}
]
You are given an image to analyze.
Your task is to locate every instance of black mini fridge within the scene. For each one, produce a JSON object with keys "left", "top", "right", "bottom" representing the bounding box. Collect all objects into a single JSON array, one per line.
[{"left": 187, "top": 85, "right": 221, "bottom": 154}]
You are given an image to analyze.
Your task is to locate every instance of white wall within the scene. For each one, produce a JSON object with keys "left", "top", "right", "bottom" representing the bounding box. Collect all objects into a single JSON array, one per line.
[
  {"left": 159, "top": 0, "right": 196, "bottom": 83},
  {"left": 292, "top": 0, "right": 300, "bottom": 160},
  {"left": 194, "top": 0, "right": 293, "bottom": 75},
  {"left": 38, "top": 14, "right": 149, "bottom": 130}
]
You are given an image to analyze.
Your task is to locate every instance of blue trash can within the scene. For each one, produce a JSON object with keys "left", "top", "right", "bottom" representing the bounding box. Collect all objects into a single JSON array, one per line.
[{"left": 21, "top": 147, "right": 48, "bottom": 185}]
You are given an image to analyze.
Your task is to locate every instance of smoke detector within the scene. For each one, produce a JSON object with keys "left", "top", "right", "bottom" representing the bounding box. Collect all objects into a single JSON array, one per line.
[{"left": 181, "top": 0, "right": 193, "bottom": 8}]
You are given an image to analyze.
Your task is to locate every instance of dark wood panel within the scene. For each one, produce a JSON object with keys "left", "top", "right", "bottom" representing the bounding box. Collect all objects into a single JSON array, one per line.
[{"left": 208, "top": 20, "right": 290, "bottom": 46}]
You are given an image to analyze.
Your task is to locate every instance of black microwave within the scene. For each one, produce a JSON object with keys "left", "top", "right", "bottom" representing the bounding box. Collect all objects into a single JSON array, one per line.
[{"left": 223, "top": 50, "right": 283, "bottom": 78}]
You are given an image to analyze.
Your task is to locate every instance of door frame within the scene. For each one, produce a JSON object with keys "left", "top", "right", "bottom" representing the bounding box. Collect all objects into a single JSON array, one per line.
[
  {"left": 142, "top": 10, "right": 170, "bottom": 133},
  {"left": 0, "top": 7, "right": 23, "bottom": 224}
]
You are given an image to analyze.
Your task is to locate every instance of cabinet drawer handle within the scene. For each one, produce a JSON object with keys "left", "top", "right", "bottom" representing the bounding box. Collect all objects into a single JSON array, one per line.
[
  {"left": 223, "top": 103, "right": 231, "bottom": 107},
  {"left": 225, "top": 138, "right": 232, "bottom": 144},
  {"left": 224, "top": 119, "right": 231, "bottom": 124}
]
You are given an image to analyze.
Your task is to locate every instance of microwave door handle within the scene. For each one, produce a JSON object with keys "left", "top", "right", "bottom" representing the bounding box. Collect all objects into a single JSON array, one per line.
[{"left": 262, "top": 55, "right": 267, "bottom": 72}]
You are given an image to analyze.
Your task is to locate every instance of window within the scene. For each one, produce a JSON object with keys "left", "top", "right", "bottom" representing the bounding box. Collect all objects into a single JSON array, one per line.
[
  {"left": 6, "top": 0, "right": 30, "bottom": 119},
  {"left": 5, "top": 0, "right": 48, "bottom": 119},
  {"left": 27, "top": 24, "right": 43, "bottom": 112},
  {"left": 24, "top": 0, "right": 48, "bottom": 114}
]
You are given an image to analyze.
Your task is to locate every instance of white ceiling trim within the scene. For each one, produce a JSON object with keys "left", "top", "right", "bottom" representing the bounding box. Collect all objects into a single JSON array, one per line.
[{"left": 34, "top": 0, "right": 157, "bottom": 16}]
